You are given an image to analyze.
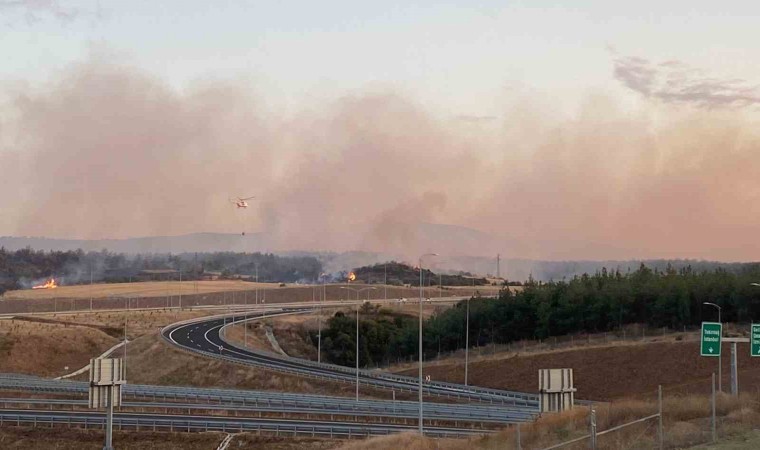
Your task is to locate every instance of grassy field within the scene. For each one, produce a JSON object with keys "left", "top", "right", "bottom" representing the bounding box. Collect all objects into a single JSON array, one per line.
[{"left": 3, "top": 280, "right": 280, "bottom": 300}]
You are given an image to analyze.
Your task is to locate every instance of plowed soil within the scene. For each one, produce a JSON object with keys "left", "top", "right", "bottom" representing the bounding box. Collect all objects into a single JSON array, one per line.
[{"left": 397, "top": 337, "right": 760, "bottom": 400}]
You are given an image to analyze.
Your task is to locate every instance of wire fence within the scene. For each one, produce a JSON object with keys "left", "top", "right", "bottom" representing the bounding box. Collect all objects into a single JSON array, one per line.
[{"left": 499, "top": 374, "right": 752, "bottom": 450}]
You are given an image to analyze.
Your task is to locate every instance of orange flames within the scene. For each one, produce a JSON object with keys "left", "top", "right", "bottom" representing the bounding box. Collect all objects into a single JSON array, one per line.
[
  {"left": 348, "top": 272, "right": 356, "bottom": 282},
  {"left": 32, "top": 278, "right": 58, "bottom": 289}
]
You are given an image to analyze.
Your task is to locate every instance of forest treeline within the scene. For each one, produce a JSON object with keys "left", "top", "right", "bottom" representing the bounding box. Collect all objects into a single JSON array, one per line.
[
  {"left": 0, "top": 247, "right": 322, "bottom": 294},
  {"left": 351, "top": 261, "right": 491, "bottom": 286},
  {"left": 316, "top": 263, "right": 760, "bottom": 368}
]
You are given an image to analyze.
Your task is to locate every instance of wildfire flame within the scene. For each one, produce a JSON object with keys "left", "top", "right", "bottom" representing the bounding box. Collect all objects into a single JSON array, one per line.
[
  {"left": 32, "top": 278, "right": 58, "bottom": 290},
  {"left": 348, "top": 272, "right": 356, "bottom": 282}
]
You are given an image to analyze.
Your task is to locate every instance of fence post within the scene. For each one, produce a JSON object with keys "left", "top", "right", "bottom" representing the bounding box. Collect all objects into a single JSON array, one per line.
[
  {"left": 516, "top": 423, "right": 522, "bottom": 450},
  {"left": 711, "top": 372, "right": 717, "bottom": 443},
  {"left": 589, "top": 407, "right": 597, "bottom": 450},
  {"left": 658, "top": 384, "right": 663, "bottom": 450}
]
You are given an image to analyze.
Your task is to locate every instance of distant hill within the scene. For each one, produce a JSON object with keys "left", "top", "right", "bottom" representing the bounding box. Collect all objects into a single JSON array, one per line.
[
  {"left": 2, "top": 229, "right": 752, "bottom": 282},
  {"left": 0, "top": 232, "right": 266, "bottom": 254}
]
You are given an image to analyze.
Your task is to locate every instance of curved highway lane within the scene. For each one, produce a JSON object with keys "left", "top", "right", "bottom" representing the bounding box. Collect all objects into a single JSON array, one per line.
[{"left": 162, "top": 309, "right": 539, "bottom": 409}]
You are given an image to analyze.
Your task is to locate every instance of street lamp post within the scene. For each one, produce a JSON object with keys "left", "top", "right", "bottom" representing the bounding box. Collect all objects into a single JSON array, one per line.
[
  {"left": 340, "top": 286, "right": 377, "bottom": 401},
  {"left": 418, "top": 252, "right": 438, "bottom": 435},
  {"left": 704, "top": 302, "right": 722, "bottom": 393},
  {"left": 318, "top": 275, "right": 327, "bottom": 363},
  {"left": 465, "top": 295, "right": 470, "bottom": 386}
]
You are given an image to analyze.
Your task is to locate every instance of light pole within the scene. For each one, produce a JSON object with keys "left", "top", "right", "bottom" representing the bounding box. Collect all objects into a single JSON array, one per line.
[
  {"left": 318, "top": 275, "right": 326, "bottom": 363},
  {"left": 704, "top": 302, "right": 722, "bottom": 393},
  {"left": 465, "top": 294, "right": 470, "bottom": 386},
  {"left": 340, "top": 286, "right": 377, "bottom": 401},
  {"left": 418, "top": 252, "right": 438, "bottom": 435}
]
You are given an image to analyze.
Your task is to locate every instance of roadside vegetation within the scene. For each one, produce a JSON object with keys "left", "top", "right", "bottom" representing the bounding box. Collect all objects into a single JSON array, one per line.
[
  {"left": 338, "top": 390, "right": 760, "bottom": 449},
  {"left": 317, "top": 263, "right": 760, "bottom": 368}
]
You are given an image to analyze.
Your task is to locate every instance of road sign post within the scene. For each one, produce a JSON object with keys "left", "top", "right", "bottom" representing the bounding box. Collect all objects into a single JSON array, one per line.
[
  {"left": 89, "top": 358, "right": 126, "bottom": 450},
  {"left": 701, "top": 322, "right": 722, "bottom": 357},
  {"left": 752, "top": 324, "right": 760, "bottom": 357}
]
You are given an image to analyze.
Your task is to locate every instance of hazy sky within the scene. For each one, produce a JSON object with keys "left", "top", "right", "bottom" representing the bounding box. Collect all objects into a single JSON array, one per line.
[
  {"left": 2, "top": 1, "right": 760, "bottom": 261},
  {"left": 5, "top": 1, "right": 760, "bottom": 115}
]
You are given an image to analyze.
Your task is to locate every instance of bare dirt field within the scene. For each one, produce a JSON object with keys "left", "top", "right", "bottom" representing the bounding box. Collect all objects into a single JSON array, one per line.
[{"left": 395, "top": 335, "right": 760, "bottom": 401}]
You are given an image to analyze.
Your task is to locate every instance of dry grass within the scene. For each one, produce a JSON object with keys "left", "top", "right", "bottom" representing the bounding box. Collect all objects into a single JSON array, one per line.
[
  {"left": 482, "top": 391, "right": 760, "bottom": 450},
  {"left": 3, "top": 280, "right": 466, "bottom": 302},
  {"left": 124, "top": 331, "right": 388, "bottom": 398},
  {"left": 42, "top": 309, "right": 212, "bottom": 336},
  {"left": 335, "top": 432, "right": 463, "bottom": 450},
  {"left": 3, "top": 280, "right": 280, "bottom": 300},
  {"left": 224, "top": 319, "right": 280, "bottom": 353},
  {"left": 344, "top": 390, "right": 760, "bottom": 450},
  {"left": 0, "top": 427, "right": 339, "bottom": 449},
  {"left": 0, "top": 319, "right": 118, "bottom": 377}
]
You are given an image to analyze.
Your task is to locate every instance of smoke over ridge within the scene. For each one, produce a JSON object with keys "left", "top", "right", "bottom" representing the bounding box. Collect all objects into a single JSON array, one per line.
[{"left": 2, "top": 55, "right": 760, "bottom": 261}]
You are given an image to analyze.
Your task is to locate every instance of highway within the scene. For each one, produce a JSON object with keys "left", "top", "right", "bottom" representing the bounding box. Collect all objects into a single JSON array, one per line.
[
  {"left": 0, "top": 374, "right": 536, "bottom": 424},
  {"left": 0, "top": 408, "right": 487, "bottom": 438},
  {"left": 161, "top": 308, "right": 540, "bottom": 407},
  {"left": 0, "top": 299, "right": 541, "bottom": 440}
]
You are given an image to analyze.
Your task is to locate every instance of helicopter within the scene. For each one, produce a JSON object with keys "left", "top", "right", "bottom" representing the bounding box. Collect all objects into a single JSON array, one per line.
[{"left": 229, "top": 196, "right": 255, "bottom": 208}]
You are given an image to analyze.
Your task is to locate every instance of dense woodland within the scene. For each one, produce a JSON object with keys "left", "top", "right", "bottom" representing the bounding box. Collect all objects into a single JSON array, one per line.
[
  {"left": 317, "top": 263, "right": 760, "bottom": 368},
  {"left": 0, "top": 248, "right": 322, "bottom": 294}
]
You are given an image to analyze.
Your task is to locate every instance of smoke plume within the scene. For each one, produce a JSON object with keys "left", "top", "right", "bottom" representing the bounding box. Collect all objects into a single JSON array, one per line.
[{"left": 2, "top": 55, "right": 760, "bottom": 262}]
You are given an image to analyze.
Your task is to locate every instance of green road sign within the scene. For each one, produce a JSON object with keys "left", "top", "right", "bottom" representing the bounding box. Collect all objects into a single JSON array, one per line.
[
  {"left": 752, "top": 324, "right": 760, "bottom": 357},
  {"left": 701, "top": 322, "right": 722, "bottom": 357}
]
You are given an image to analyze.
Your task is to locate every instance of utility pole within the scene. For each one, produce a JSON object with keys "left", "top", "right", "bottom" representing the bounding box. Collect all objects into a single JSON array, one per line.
[
  {"left": 497, "top": 254, "right": 500, "bottom": 280},
  {"left": 465, "top": 295, "right": 470, "bottom": 386},
  {"left": 178, "top": 269, "right": 182, "bottom": 310},
  {"left": 123, "top": 310, "right": 127, "bottom": 380},
  {"left": 318, "top": 277, "right": 323, "bottom": 363},
  {"left": 340, "top": 286, "right": 376, "bottom": 401},
  {"left": 90, "top": 265, "right": 93, "bottom": 311},
  {"left": 418, "top": 253, "right": 437, "bottom": 435}
]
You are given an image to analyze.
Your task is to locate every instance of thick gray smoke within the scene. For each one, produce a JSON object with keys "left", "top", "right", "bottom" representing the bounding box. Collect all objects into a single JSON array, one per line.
[{"left": 2, "top": 55, "right": 760, "bottom": 262}]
